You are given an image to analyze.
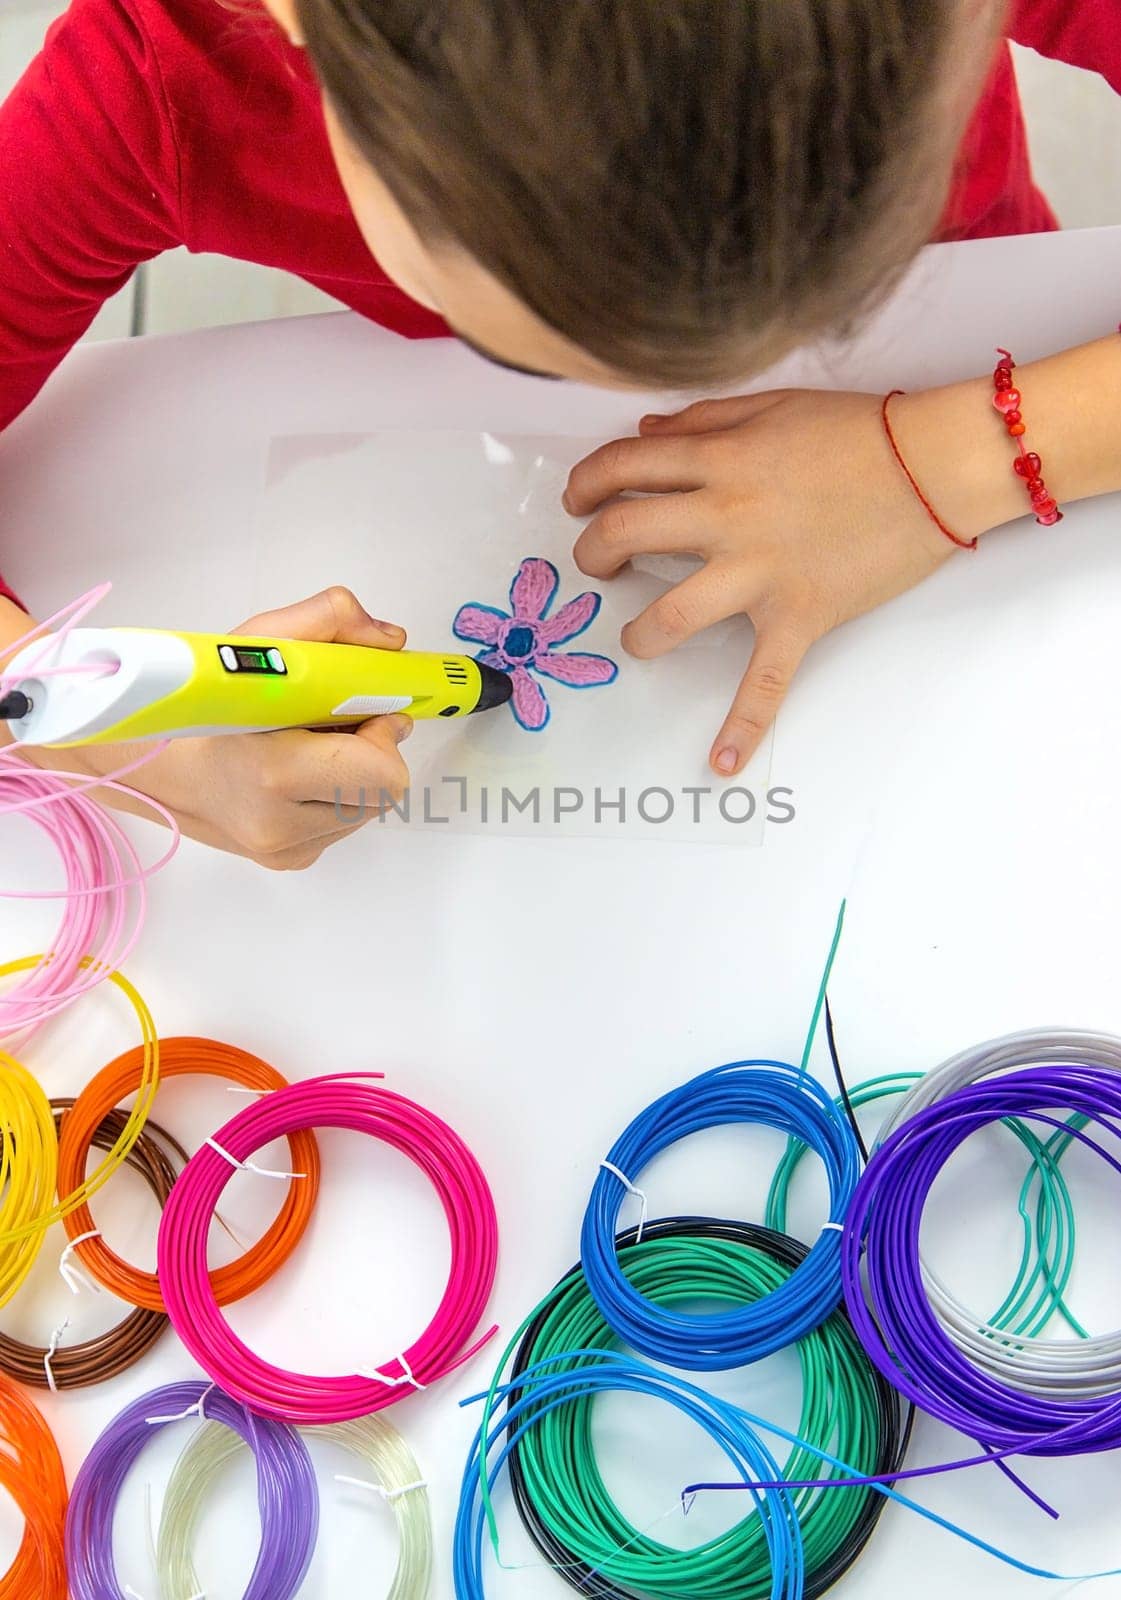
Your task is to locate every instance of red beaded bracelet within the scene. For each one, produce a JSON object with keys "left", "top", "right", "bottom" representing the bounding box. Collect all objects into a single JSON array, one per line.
[
  {"left": 992, "top": 349, "right": 1062, "bottom": 526},
  {"left": 881, "top": 391, "right": 977, "bottom": 551}
]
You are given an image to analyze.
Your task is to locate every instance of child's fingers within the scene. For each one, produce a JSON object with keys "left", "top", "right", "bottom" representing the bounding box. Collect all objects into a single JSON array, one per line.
[
  {"left": 638, "top": 392, "right": 789, "bottom": 437},
  {"left": 253, "top": 837, "right": 352, "bottom": 871},
  {"left": 265, "top": 716, "right": 412, "bottom": 809},
  {"left": 709, "top": 626, "right": 810, "bottom": 776},
  {"left": 192, "top": 816, "right": 363, "bottom": 871},
  {"left": 563, "top": 436, "right": 705, "bottom": 516},
  {"left": 244, "top": 795, "right": 395, "bottom": 860},
  {"left": 233, "top": 585, "right": 407, "bottom": 649},
  {"left": 222, "top": 723, "right": 410, "bottom": 860},
  {"left": 620, "top": 566, "right": 745, "bottom": 659},
  {"left": 573, "top": 491, "right": 706, "bottom": 579}
]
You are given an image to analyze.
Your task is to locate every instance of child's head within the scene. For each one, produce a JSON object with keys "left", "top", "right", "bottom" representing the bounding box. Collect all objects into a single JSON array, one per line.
[{"left": 269, "top": 0, "right": 1000, "bottom": 387}]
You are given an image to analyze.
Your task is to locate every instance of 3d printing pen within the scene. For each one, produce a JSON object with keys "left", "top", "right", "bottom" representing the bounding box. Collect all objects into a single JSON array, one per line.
[{"left": 0, "top": 627, "right": 513, "bottom": 747}]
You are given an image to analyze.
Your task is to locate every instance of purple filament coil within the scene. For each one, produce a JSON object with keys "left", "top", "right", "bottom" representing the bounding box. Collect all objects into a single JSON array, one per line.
[
  {"left": 65, "top": 1380, "right": 318, "bottom": 1600},
  {"left": 844, "top": 1058, "right": 1121, "bottom": 1456}
]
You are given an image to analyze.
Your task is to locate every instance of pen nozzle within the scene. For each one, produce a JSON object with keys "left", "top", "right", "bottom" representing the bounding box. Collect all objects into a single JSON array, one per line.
[{"left": 474, "top": 663, "right": 514, "bottom": 713}]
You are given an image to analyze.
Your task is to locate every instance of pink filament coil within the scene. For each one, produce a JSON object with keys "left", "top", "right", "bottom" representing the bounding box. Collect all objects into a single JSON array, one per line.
[
  {"left": 157, "top": 1074, "right": 499, "bottom": 1423},
  {"left": 0, "top": 587, "right": 177, "bottom": 1042},
  {"left": 0, "top": 768, "right": 176, "bottom": 1042}
]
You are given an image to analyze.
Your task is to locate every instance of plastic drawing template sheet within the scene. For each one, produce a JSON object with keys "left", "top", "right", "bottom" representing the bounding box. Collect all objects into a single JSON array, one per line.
[{"left": 255, "top": 432, "right": 776, "bottom": 843}]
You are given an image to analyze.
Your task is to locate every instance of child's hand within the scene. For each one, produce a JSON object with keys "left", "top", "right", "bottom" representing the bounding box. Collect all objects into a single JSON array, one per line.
[
  {"left": 565, "top": 383, "right": 1014, "bottom": 775},
  {"left": 59, "top": 588, "right": 413, "bottom": 870}
]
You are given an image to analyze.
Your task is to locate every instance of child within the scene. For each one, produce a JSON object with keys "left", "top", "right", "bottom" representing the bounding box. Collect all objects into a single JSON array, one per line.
[{"left": 0, "top": 0, "right": 1118, "bottom": 867}]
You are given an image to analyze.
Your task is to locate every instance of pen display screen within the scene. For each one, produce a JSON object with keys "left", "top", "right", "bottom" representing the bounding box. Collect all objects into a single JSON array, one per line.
[{"left": 219, "top": 645, "right": 287, "bottom": 675}]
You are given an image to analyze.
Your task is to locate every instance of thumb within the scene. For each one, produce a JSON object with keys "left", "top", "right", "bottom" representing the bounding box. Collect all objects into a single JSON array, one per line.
[
  {"left": 639, "top": 392, "right": 788, "bottom": 437},
  {"left": 353, "top": 712, "right": 413, "bottom": 795},
  {"left": 710, "top": 627, "right": 809, "bottom": 777},
  {"left": 234, "top": 585, "right": 407, "bottom": 650},
  {"left": 355, "top": 712, "right": 413, "bottom": 750}
]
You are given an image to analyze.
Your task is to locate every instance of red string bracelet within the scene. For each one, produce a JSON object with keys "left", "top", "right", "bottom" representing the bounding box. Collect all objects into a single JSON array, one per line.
[
  {"left": 881, "top": 391, "right": 977, "bottom": 551},
  {"left": 992, "top": 349, "right": 1062, "bottom": 527}
]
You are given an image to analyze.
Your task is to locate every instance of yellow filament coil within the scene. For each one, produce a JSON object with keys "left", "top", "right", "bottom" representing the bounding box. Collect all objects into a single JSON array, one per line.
[
  {"left": 0, "top": 1052, "right": 58, "bottom": 1306},
  {"left": 0, "top": 961, "right": 158, "bottom": 1306}
]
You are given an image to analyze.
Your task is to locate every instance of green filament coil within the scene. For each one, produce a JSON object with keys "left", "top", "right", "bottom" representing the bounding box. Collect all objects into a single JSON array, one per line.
[{"left": 499, "top": 1218, "right": 910, "bottom": 1600}]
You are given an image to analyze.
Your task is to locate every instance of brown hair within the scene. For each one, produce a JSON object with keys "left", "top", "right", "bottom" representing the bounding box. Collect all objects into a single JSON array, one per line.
[{"left": 297, "top": 1, "right": 975, "bottom": 386}]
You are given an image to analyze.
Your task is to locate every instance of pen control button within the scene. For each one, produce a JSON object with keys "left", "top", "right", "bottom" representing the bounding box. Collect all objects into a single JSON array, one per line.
[{"left": 330, "top": 694, "right": 413, "bottom": 717}]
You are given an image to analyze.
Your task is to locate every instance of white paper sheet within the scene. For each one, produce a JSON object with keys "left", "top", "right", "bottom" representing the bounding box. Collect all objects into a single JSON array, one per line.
[{"left": 254, "top": 432, "right": 778, "bottom": 843}]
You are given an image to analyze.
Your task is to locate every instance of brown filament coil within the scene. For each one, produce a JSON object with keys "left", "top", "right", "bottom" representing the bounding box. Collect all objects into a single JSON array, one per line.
[{"left": 0, "top": 1100, "right": 184, "bottom": 1390}]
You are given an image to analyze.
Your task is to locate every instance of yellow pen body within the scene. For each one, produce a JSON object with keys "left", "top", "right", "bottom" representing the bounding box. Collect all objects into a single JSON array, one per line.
[{"left": 2, "top": 628, "right": 512, "bottom": 747}]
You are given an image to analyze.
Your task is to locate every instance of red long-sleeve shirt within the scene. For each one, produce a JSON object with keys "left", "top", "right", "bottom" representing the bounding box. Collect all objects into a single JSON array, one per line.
[
  {"left": 0, "top": 0, "right": 1119, "bottom": 598},
  {"left": 3, "top": 0, "right": 1120, "bottom": 429}
]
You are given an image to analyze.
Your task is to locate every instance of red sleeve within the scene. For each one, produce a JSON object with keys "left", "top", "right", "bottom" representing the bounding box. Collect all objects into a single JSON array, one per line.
[
  {"left": 1011, "top": 0, "right": 1121, "bottom": 91},
  {"left": 0, "top": 0, "right": 182, "bottom": 431}
]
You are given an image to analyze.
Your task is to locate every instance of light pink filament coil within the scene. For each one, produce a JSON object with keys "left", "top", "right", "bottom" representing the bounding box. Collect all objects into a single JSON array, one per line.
[{"left": 0, "top": 587, "right": 177, "bottom": 1042}]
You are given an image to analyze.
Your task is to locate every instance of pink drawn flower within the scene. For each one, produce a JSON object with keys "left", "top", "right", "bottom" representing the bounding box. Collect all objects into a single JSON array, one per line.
[{"left": 453, "top": 557, "right": 618, "bottom": 730}]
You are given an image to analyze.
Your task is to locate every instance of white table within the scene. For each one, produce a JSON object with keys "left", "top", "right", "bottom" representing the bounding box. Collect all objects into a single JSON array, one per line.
[{"left": 4, "top": 226, "right": 1121, "bottom": 1597}]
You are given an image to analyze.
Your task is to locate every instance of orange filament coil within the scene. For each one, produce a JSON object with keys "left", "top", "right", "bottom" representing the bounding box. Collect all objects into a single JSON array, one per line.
[
  {"left": 58, "top": 1037, "right": 321, "bottom": 1312},
  {"left": 0, "top": 1374, "right": 67, "bottom": 1600}
]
